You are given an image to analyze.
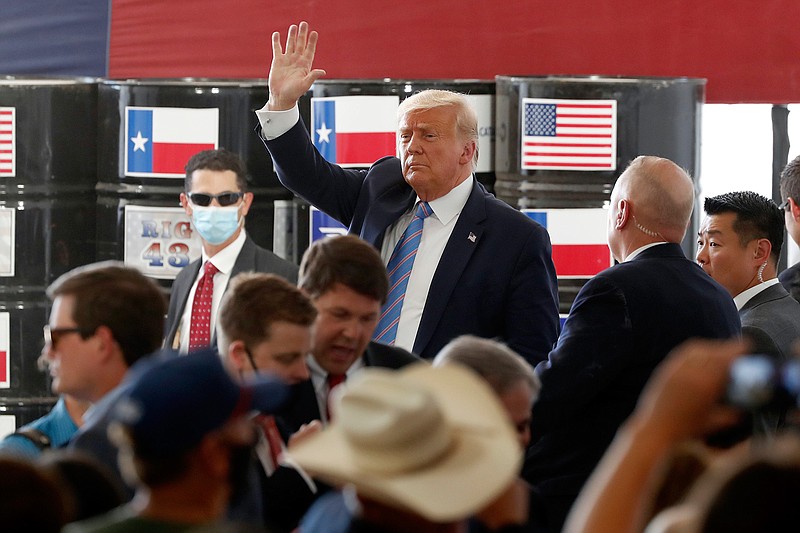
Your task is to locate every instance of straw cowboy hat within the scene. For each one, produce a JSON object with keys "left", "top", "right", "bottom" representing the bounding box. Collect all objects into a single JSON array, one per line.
[{"left": 288, "top": 362, "right": 522, "bottom": 523}]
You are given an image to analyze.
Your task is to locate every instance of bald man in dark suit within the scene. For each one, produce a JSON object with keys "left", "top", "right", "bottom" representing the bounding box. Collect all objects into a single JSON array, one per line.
[{"left": 523, "top": 157, "right": 741, "bottom": 533}]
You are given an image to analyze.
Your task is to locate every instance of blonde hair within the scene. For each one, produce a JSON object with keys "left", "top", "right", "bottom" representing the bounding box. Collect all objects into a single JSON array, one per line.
[{"left": 398, "top": 89, "right": 479, "bottom": 170}]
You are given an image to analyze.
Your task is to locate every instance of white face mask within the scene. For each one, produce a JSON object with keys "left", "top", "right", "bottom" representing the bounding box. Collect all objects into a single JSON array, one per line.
[{"left": 191, "top": 204, "right": 241, "bottom": 245}]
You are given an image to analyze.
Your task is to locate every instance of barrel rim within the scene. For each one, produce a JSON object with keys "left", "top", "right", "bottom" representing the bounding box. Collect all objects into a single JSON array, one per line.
[
  {"left": 494, "top": 74, "right": 707, "bottom": 84},
  {"left": 100, "top": 78, "right": 269, "bottom": 87}
]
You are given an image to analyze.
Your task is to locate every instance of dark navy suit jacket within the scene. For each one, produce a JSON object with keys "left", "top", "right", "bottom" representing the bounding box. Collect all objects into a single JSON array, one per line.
[
  {"left": 522, "top": 243, "right": 741, "bottom": 529},
  {"left": 276, "top": 341, "right": 421, "bottom": 438},
  {"left": 262, "top": 120, "right": 559, "bottom": 364}
]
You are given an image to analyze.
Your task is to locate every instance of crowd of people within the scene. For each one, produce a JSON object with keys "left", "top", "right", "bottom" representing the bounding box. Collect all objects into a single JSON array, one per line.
[{"left": 2, "top": 19, "right": 800, "bottom": 533}]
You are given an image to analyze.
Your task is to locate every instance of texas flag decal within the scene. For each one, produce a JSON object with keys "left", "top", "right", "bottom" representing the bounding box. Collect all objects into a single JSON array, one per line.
[
  {"left": 523, "top": 208, "right": 613, "bottom": 278},
  {"left": 125, "top": 107, "right": 219, "bottom": 178},
  {"left": 312, "top": 96, "right": 399, "bottom": 168}
]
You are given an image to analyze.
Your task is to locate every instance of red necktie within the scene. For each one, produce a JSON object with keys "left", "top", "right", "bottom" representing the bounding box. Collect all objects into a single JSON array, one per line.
[
  {"left": 256, "top": 414, "right": 284, "bottom": 469},
  {"left": 326, "top": 373, "right": 346, "bottom": 422},
  {"left": 188, "top": 261, "right": 218, "bottom": 352}
]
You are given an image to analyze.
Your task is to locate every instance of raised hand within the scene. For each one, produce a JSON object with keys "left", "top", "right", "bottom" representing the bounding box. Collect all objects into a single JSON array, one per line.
[{"left": 267, "top": 21, "right": 327, "bottom": 111}]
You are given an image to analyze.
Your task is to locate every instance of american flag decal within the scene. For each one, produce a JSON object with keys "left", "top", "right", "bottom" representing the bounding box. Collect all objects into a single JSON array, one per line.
[
  {"left": 521, "top": 98, "right": 617, "bottom": 171},
  {"left": 0, "top": 108, "right": 15, "bottom": 177}
]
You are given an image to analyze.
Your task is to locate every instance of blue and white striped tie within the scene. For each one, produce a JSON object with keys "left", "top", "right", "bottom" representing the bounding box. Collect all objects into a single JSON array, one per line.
[{"left": 374, "top": 202, "right": 432, "bottom": 345}]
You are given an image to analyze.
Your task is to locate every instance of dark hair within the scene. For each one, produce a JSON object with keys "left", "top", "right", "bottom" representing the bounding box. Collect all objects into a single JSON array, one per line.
[
  {"left": 299, "top": 235, "right": 389, "bottom": 304},
  {"left": 46, "top": 261, "right": 166, "bottom": 367},
  {"left": 703, "top": 191, "right": 785, "bottom": 264},
  {"left": 39, "top": 450, "right": 127, "bottom": 522},
  {"left": 0, "top": 456, "right": 69, "bottom": 532},
  {"left": 219, "top": 273, "right": 317, "bottom": 349},
  {"left": 110, "top": 423, "right": 191, "bottom": 487},
  {"left": 780, "top": 154, "right": 800, "bottom": 208},
  {"left": 184, "top": 148, "right": 248, "bottom": 193}
]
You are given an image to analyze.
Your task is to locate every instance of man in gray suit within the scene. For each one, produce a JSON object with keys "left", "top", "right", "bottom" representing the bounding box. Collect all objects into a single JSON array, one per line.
[
  {"left": 779, "top": 155, "right": 800, "bottom": 303},
  {"left": 697, "top": 191, "right": 800, "bottom": 361},
  {"left": 164, "top": 149, "right": 298, "bottom": 353}
]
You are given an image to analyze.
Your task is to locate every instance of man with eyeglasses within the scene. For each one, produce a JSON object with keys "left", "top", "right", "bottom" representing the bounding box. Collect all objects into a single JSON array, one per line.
[
  {"left": 779, "top": 155, "right": 800, "bottom": 303},
  {"left": 44, "top": 262, "right": 166, "bottom": 407},
  {"left": 0, "top": 262, "right": 166, "bottom": 461},
  {"left": 164, "top": 148, "right": 298, "bottom": 353}
]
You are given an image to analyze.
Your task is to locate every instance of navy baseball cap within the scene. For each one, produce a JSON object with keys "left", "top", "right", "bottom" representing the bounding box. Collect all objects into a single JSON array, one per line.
[{"left": 113, "top": 348, "right": 289, "bottom": 457}]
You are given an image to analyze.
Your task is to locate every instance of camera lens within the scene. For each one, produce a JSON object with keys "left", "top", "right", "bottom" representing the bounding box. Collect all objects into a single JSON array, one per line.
[{"left": 727, "top": 355, "right": 778, "bottom": 410}]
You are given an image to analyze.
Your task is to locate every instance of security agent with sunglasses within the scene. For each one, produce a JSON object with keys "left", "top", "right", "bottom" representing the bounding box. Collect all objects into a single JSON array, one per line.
[{"left": 164, "top": 148, "right": 299, "bottom": 353}]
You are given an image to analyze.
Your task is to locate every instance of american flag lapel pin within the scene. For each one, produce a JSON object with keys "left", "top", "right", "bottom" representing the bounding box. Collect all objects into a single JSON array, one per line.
[{"left": 468, "top": 232, "right": 477, "bottom": 243}]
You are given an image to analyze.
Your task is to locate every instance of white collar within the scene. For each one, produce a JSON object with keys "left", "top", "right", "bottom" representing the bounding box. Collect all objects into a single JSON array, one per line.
[
  {"left": 420, "top": 175, "right": 474, "bottom": 226},
  {"left": 734, "top": 278, "right": 780, "bottom": 310},
  {"left": 624, "top": 241, "right": 669, "bottom": 262},
  {"left": 201, "top": 230, "right": 246, "bottom": 274}
]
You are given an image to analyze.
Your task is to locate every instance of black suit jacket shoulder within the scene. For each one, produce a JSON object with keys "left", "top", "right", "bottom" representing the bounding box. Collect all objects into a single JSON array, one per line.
[
  {"left": 740, "top": 283, "right": 800, "bottom": 361},
  {"left": 277, "top": 343, "right": 422, "bottom": 438},
  {"left": 363, "top": 341, "right": 422, "bottom": 369},
  {"left": 524, "top": 243, "right": 741, "bottom": 497}
]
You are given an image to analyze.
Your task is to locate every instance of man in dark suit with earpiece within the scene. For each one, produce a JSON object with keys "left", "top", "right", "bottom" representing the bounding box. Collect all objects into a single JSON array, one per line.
[{"left": 523, "top": 156, "right": 741, "bottom": 533}]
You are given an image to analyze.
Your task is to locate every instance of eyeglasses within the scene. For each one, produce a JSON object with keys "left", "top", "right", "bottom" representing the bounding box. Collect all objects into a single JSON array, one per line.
[
  {"left": 43, "top": 325, "right": 93, "bottom": 348},
  {"left": 779, "top": 198, "right": 791, "bottom": 211},
  {"left": 187, "top": 191, "right": 244, "bottom": 207}
]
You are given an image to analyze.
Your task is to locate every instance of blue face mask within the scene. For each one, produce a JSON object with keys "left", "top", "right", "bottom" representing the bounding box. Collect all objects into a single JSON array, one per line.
[{"left": 191, "top": 205, "right": 241, "bottom": 245}]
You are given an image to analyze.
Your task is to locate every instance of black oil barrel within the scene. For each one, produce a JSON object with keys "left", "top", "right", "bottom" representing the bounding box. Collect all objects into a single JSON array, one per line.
[
  {"left": 0, "top": 77, "right": 99, "bottom": 430},
  {"left": 311, "top": 79, "right": 496, "bottom": 191},
  {"left": 495, "top": 76, "right": 705, "bottom": 310},
  {"left": 96, "top": 79, "right": 302, "bottom": 286},
  {"left": 273, "top": 79, "right": 496, "bottom": 261}
]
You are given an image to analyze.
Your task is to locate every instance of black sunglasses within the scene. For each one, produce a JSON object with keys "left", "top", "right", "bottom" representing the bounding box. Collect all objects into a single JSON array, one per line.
[
  {"left": 43, "top": 325, "right": 94, "bottom": 348},
  {"left": 779, "top": 198, "right": 791, "bottom": 211},
  {"left": 187, "top": 191, "right": 244, "bottom": 207}
]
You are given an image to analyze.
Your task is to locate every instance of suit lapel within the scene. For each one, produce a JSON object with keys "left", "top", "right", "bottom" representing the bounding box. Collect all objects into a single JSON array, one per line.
[
  {"left": 228, "top": 235, "right": 256, "bottom": 287},
  {"left": 361, "top": 186, "right": 416, "bottom": 248},
  {"left": 413, "top": 181, "right": 487, "bottom": 355},
  {"left": 210, "top": 235, "right": 256, "bottom": 347},
  {"left": 740, "top": 283, "right": 789, "bottom": 312}
]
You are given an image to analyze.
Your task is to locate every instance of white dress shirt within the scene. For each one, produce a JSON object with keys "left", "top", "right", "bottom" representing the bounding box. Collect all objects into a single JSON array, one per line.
[
  {"left": 307, "top": 354, "right": 365, "bottom": 425},
  {"left": 178, "top": 230, "right": 246, "bottom": 353},
  {"left": 380, "top": 177, "right": 473, "bottom": 351},
  {"left": 734, "top": 278, "right": 780, "bottom": 311},
  {"left": 624, "top": 241, "right": 668, "bottom": 262}
]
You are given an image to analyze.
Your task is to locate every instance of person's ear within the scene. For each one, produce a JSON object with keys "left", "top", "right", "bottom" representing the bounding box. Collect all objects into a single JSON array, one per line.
[
  {"left": 459, "top": 139, "right": 477, "bottom": 166},
  {"left": 180, "top": 192, "right": 192, "bottom": 215},
  {"left": 240, "top": 192, "right": 254, "bottom": 217},
  {"left": 228, "top": 340, "right": 248, "bottom": 372},
  {"left": 615, "top": 199, "right": 630, "bottom": 230},
  {"left": 753, "top": 238, "right": 772, "bottom": 265},
  {"left": 93, "top": 325, "right": 118, "bottom": 359},
  {"left": 789, "top": 197, "right": 800, "bottom": 221}
]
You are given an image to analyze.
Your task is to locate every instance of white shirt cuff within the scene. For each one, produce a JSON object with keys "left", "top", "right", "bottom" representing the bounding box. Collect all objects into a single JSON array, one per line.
[{"left": 255, "top": 103, "right": 300, "bottom": 140}]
